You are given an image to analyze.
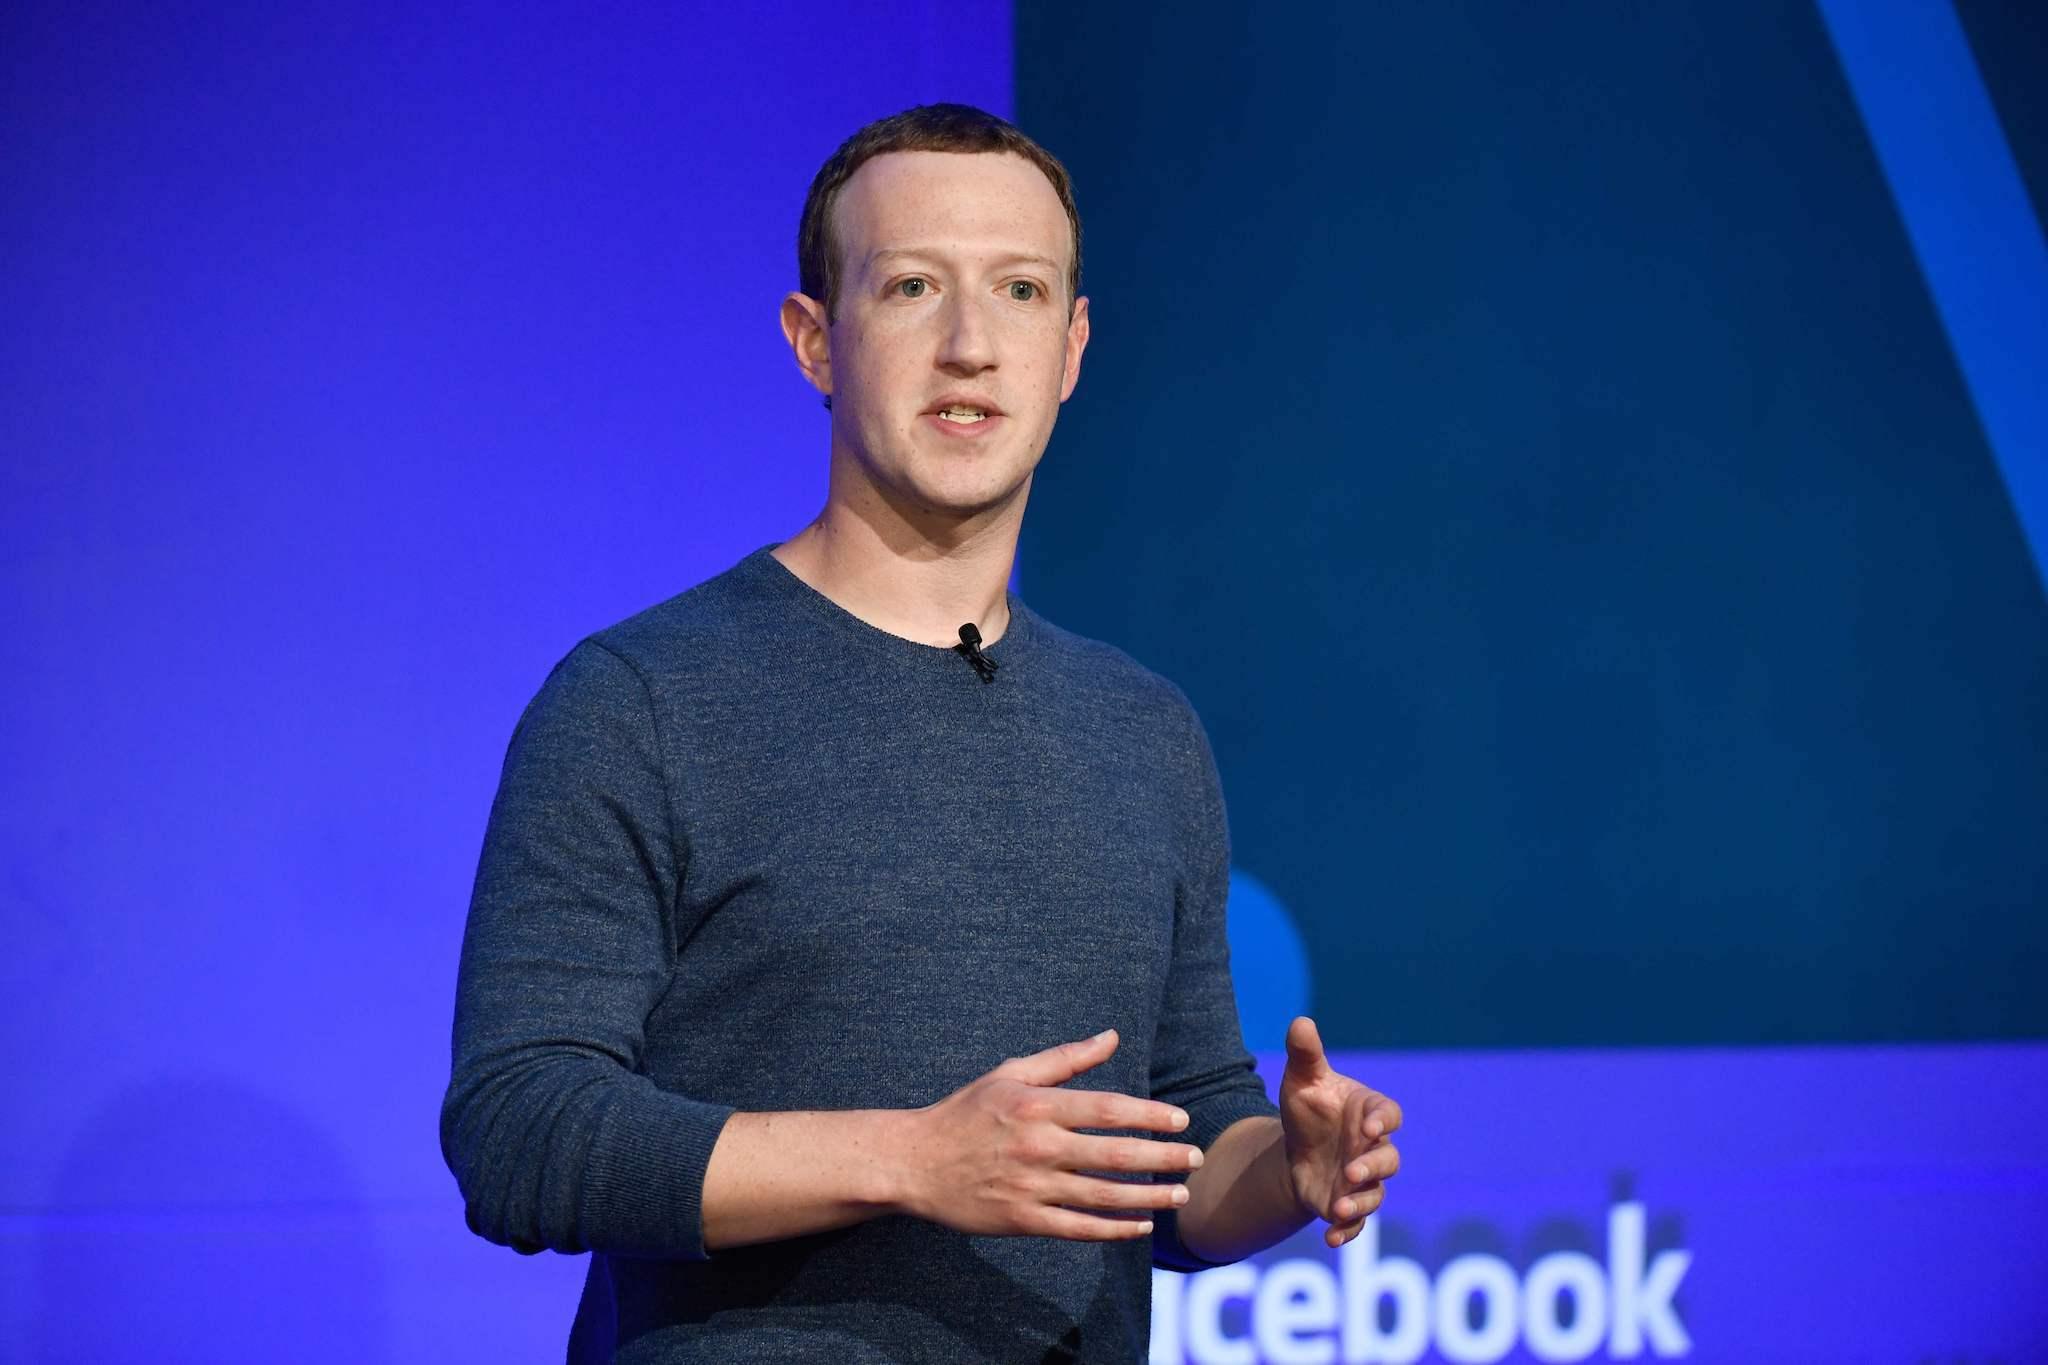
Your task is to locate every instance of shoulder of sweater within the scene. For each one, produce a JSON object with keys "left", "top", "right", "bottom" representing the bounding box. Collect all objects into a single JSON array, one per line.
[
  {"left": 573, "top": 556, "right": 778, "bottom": 676},
  {"left": 1023, "top": 611, "right": 1201, "bottom": 728}
]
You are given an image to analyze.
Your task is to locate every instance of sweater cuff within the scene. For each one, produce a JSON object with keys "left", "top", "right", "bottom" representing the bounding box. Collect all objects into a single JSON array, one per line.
[
  {"left": 1182, "top": 1086, "right": 1279, "bottom": 1157},
  {"left": 581, "top": 1087, "right": 736, "bottom": 1260}
]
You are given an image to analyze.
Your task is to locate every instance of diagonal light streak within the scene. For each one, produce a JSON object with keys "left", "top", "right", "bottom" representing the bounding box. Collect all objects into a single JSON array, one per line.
[{"left": 1816, "top": 0, "right": 2048, "bottom": 593}]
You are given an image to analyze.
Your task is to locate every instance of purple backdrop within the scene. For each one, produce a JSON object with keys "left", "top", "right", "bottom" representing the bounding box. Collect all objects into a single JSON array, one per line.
[{"left": 0, "top": 3, "right": 1008, "bottom": 1357}]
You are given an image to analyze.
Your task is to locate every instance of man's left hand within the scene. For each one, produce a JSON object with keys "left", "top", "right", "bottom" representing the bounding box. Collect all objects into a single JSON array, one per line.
[{"left": 1279, "top": 1015, "right": 1403, "bottom": 1248}]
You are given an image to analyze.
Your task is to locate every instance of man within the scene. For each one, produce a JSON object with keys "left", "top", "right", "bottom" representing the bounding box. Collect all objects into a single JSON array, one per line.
[{"left": 443, "top": 104, "right": 1402, "bottom": 1362}]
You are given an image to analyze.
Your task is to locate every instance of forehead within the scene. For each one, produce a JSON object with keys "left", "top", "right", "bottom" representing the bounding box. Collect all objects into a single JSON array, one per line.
[{"left": 834, "top": 150, "right": 1072, "bottom": 276}]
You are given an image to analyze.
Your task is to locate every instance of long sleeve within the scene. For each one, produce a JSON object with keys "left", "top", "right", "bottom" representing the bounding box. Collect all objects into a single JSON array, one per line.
[
  {"left": 440, "top": 639, "right": 733, "bottom": 1260},
  {"left": 1147, "top": 693, "right": 1281, "bottom": 1272}
]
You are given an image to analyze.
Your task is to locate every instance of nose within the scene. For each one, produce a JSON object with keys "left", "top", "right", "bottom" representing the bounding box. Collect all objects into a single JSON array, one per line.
[{"left": 936, "top": 292, "right": 997, "bottom": 377}]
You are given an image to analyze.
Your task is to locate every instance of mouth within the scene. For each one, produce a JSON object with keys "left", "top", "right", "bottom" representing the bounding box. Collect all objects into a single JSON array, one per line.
[{"left": 926, "top": 398, "right": 1004, "bottom": 426}]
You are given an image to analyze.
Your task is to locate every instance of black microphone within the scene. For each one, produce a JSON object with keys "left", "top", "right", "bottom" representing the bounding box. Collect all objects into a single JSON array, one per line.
[{"left": 955, "top": 623, "right": 999, "bottom": 684}]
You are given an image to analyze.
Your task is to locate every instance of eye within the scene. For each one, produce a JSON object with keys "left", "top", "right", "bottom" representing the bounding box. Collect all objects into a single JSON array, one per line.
[
  {"left": 895, "top": 277, "right": 929, "bottom": 298},
  {"left": 1007, "top": 281, "right": 1039, "bottom": 302}
]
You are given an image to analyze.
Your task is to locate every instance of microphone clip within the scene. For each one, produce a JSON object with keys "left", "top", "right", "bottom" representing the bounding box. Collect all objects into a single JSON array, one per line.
[{"left": 955, "top": 623, "right": 999, "bottom": 684}]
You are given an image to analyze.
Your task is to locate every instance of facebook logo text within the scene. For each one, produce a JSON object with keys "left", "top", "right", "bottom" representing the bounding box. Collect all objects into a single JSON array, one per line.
[{"left": 1151, "top": 1201, "right": 1690, "bottom": 1364}]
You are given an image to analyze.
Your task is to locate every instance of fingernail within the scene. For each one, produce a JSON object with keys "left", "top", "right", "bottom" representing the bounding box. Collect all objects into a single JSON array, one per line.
[
  {"left": 1172, "top": 1186, "right": 1189, "bottom": 1205},
  {"left": 1137, "top": 1221, "right": 1154, "bottom": 1234},
  {"left": 1094, "top": 1029, "right": 1115, "bottom": 1042},
  {"left": 1171, "top": 1110, "right": 1189, "bottom": 1130},
  {"left": 1188, "top": 1148, "right": 1204, "bottom": 1169}
]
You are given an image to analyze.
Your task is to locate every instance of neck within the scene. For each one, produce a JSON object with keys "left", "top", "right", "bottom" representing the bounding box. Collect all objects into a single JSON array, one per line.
[{"left": 771, "top": 475, "right": 1024, "bottom": 650}]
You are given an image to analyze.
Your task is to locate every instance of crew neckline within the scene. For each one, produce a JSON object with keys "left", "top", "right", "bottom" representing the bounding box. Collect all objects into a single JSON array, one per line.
[{"left": 743, "top": 544, "right": 1040, "bottom": 665}]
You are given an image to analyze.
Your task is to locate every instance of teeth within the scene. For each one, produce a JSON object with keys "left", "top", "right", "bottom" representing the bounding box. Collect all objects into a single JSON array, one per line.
[{"left": 936, "top": 408, "right": 988, "bottom": 423}]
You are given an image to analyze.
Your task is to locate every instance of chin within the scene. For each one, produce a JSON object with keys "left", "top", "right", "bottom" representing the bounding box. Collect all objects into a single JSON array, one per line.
[{"left": 908, "top": 475, "right": 1031, "bottom": 520}]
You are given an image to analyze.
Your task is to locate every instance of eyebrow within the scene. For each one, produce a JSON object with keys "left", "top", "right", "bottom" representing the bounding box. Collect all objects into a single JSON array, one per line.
[{"left": 864, "top": 247, "right": 1064, "bottom": 276}]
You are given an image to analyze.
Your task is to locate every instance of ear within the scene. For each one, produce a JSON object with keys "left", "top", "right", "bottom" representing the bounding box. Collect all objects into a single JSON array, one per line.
[
  {"left": 781, "top": 292, "right": 832, "bottom": 400},
  {"left": 1058, "top": 294, "right": 1091, "bottom": 403}
]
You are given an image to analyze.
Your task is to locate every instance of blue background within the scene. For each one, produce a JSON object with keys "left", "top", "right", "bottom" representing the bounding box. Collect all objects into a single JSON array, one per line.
[
  {"left": 3, "top": 1, "right": 2042, "bottom": 1359},
  {"left": 1017, "top": 0, "right": 2048, "bottom": 1051}
]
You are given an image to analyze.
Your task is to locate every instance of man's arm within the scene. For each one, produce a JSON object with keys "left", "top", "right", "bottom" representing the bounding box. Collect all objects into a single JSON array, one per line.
[
  {"left": 1174, "top": 1117, "right": 1307, "bottom": 1263},
  {"left": 1146, "top": 700, "right": 1403, "bottom": 1264},
  {"left": 443, "top": 644, "right": 1202, "bottom": 1258},
  {"left": 1142, "top": 695, "right": 1291, "bottom": 1268},
  {"left": 698, "top": 1029, "right": 1201, "bottom": 1251},
  {"left": 442, "top": 641, "right": 733, "bottom": 1259},
  {"left": 1177, "top": 1020, "right": 1404, "bottom": 1262}
]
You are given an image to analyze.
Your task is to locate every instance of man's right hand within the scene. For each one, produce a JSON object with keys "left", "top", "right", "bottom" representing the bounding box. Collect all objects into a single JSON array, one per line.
[{"left": 892, "top": 1028, "right": 1205, "bottom": 1241}]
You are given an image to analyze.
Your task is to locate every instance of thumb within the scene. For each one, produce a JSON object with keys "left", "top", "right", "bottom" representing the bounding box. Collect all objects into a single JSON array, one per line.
[
  {"left": 997, "top": 1028, "right": 1119, "bottom": 1087},
  {"left": 1284, "top": 1016, "right": 1331, "bottom": 1081}
]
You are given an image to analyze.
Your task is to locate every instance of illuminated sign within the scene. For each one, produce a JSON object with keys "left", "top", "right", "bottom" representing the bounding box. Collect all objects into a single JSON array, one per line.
[
  {"left": 1145, "top": 1045, "right": 2048, "bottom": 1363},
  {"left": 1155, "top": 1201, "right": 1689, "bottom": 1364}
]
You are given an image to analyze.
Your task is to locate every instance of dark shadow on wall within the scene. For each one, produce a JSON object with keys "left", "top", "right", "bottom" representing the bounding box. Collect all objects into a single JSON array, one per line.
[{"left": 30, "top": 1076, "right": 389, "bottom": 1364}]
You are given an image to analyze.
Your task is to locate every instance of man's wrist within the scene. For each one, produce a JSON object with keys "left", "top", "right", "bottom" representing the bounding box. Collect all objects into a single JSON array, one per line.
[
  {"left": 854, "top": 1105, "right": 927, "bottom": 1219},
  {"left": 1236, "top": 1115, "right": 1308, "bottom": 1221},
  {"left": 1180, "top": 1115, "right": 1312, "bottom": 1263}
]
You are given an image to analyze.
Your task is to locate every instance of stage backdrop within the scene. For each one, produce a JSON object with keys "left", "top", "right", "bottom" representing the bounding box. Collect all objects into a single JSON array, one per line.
[
  {"left": 0, "top": 2, "right": 1008, "bottom": 1358},
  {"left": 1014, "top": 0, "right": 2048, "bottom": 1359},
  {"left": 5, "top": 1, "right": 2046, "bottom": 1361}
]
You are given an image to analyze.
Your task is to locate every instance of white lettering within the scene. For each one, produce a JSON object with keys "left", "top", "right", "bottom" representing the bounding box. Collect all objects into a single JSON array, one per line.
[
  {"left": 1433, "top": 1254, "right": 1519, "bottom": 1364},
  {"left": 1608, "top": 1201, "right": 1692, "bottom": 1358},
  {"left": 1185, "top": 1262, "right": 1257, "bottom": 1365},
  {"left": 1151, "top": 1264, "right": 1185, "bottom": 1365},
  {"left": 1339, "top": 1218, "right": 1429, "bottom": 1364},
  {"left": 1523, "top": 1251, "right": 1608, "bottom": 1362},
  {"left": 1254, "top": 1258, "right": 1340, "bottom": 1364},
  {"left": 1156, "top": 1200, "right": 1694, "bottom": 1364}
]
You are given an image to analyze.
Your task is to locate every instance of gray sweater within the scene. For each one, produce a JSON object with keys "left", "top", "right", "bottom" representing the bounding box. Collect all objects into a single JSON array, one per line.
[{"left": 441, "top": 546, "right": 1276, "bottom": 1363}]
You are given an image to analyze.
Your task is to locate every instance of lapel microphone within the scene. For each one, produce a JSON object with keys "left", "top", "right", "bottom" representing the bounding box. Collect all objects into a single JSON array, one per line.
[{"left": 955, "top": 623, "right": 999, "bottom": 684}]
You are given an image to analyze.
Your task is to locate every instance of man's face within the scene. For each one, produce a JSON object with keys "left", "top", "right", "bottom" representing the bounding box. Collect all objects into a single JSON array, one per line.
[{"left": 793, "top": 150, "right": 1089, "bottom": 524}]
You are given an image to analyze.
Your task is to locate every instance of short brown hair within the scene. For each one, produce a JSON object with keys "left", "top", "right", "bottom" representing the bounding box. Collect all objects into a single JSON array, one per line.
[{"left": 797, "top": 103, "right": 1083, "bottom": 320}]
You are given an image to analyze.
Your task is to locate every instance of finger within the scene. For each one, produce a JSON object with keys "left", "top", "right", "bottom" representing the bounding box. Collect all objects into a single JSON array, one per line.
[
  {"left": 1346, "top": 1142, "right": 1400, "bottom": 1186},
  {"left": 1283, "top": 1016, "right": 1332, "bottom": 1081},
  {"left": 1325, "top": 1216, "right": 1367, "bottom": 1248},
  {"left": 1330, "top": 1182, "right": 1385, "bottom": 1223},
  {"left": 1064, "top": 1133, "right": 1205, "bottom": 1175},
  {"left": 1362, "top": 1094, "right": 1403, "bottom": 1141},
  {"left": 1052, "top": 1173, "right": 1192, "bottom": 1213},
  {"left": 1049, "top": 1087, "right": 1191, "bottom": 1137},
  {"left": 996, "top": 1029, "right": 1119, "bottom": 1087},
  {"left": 1034, "top": 1206, "right": 1156, "bottom": 1242}
]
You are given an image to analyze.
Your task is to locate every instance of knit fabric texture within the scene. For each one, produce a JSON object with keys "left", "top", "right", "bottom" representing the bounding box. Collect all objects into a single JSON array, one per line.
[{"left": 442, "top": 546, "right": 1277, "bottom": 1363}]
